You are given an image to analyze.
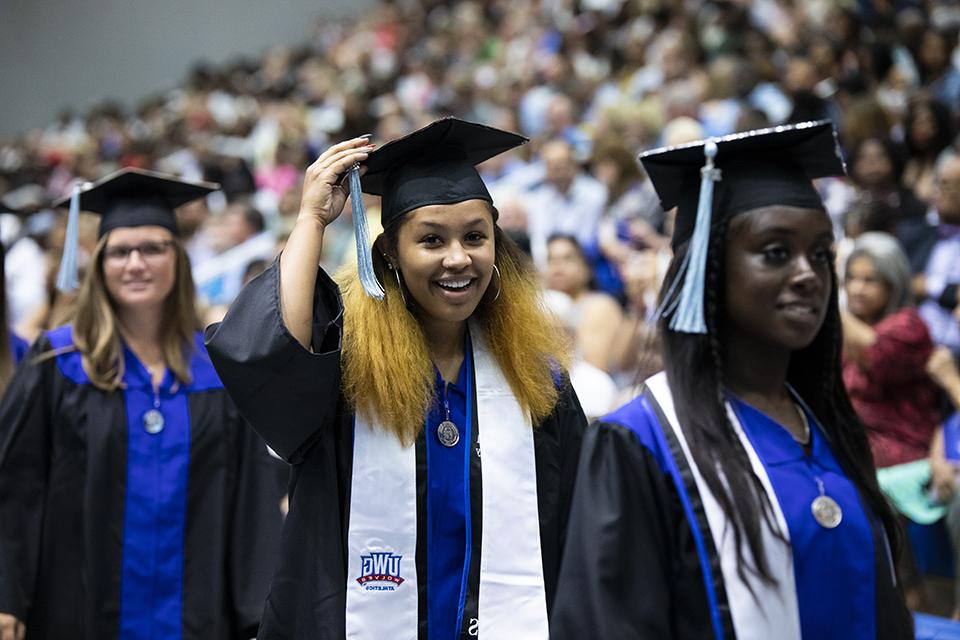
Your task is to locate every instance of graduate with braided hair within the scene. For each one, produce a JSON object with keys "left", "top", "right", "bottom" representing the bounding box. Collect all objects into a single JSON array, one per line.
[{"left": 552, "top": 122, "right": 913, "bottom": 639}]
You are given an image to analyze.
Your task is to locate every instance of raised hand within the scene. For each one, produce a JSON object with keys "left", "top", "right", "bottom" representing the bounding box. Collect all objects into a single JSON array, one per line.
[{"left": 299, "top": 137, "right": 375, "bottom": 228}]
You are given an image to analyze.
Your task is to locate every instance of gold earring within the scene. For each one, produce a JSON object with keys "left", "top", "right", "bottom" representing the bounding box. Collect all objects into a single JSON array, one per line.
[{"left": 393, "top": 268, "right": 406, "bottom": 305}]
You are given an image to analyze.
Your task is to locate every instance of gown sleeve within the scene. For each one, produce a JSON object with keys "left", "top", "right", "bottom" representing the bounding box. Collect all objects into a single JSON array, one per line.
[
  {"left": 225, "top": 399, "right": 286, "bottom": 636},
  {"left": 205, "top": 259, "right": 344, "bottom": 463},
  {"left": 550, "top": 418, "right": 712, "bottom": 640},
  {"left": 0, "top": 339, "right": 52, "bottom": 620},
  {"left": 552, "top": 377, "right": 588, "bottom": 566}
]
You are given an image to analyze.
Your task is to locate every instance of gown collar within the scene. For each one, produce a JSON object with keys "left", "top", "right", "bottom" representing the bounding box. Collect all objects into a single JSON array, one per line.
[
  {"left": 122, "top": 343, "right": 176, "bottom": 393},
  {"left": 726, "top": 388, "right": 841, "bottom": 471}
]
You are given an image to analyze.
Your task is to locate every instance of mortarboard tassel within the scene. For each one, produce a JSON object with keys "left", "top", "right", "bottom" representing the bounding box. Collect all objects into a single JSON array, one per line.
[
  {"left": 664, "top": 141, "right": 721, "bottom": 334},
  {"left": 55, "top": 182, "right": 83, "bottom": 293},
  {"left": 349, "top": 164, "right": 385, "bottom": 300}
]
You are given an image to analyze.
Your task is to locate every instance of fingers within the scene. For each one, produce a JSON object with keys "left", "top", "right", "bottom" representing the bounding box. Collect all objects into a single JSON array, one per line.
[
  {"left": 0, "top": 615, "right": 23, "bottom": 640},
  {"left": 309, "top": 137, "right": 375, "bottom": 175},
  {"left": 306, "top": 144, "right": 375, "bottom": 188},
  {"left": 312, "top": 135, "right": 372, "bottom": 164}
]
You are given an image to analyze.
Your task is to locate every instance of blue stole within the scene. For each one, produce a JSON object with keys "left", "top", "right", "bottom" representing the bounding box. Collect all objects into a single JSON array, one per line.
[
  {"left": 425, "top": 338, "right": 474, "bottom": 640},
  {"left": 729, "top": 397, "right": 877, "bottom": 639}
]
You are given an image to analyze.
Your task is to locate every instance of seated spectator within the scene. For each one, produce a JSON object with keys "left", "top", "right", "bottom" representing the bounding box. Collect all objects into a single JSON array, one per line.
[
  {"left": 593, "top": 140, "right": 667, "bottom": 274},
  {"left": 915, "top": 155, "right": 960, "bottom": 357},
  {"left": 543, "top": 290, "right": 617, "bottom": 421},
  {"left": 605, "top": 247, "right": 664, "bottom": 391},
  {"left": 842, "top": 231, "right": 943, "bottom": 608},
  {"left": 489, "top": 189, "right": 531, "bottom": 257},
  {"left": 842, "top": 136, "right": 933, "bottom": 272},
  {"left": 903, "top": 97, "right": 954, "bottom": 204},
  {"left": 917, "top": 28, "right": 960, "bottom": 115},
  {"left": 524, "top": 139, "right": 607, "bottom": 269},
  {"left": 192, "top": 201, "right": 272, "bottom": 305},
  {"left": 544, "top": 234, "right": 623, "bottom": 374},
  {"left": 843, "top": 232, "right": 940, "bottom": 469}
]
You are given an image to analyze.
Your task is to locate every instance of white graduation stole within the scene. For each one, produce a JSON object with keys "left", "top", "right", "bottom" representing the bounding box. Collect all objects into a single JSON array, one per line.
[
  {"left": 344, "top": 330, "right": 548, "bottom": 639},
  {"left": 645, "top": 372, "right": 802, "bottom": 640}
]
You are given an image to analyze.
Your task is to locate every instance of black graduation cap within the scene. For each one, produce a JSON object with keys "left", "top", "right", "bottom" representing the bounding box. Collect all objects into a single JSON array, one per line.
[
  {"left": 52, "top": 167, "right": 218, "bottom": 239},
  {"left": 360, "top": 117, "right": 527, "bottom": 229},
  {"left": 640, "top": 119, "right": 845, "bottom": 248},
  {"left": 52, "top": 168, "right": 218, "bottom": 293},
  {"left": 346, "top": 117, "right": 527, "bottom": 299},
  {"left": 638, "top": 120, "right": 845, "bottom": 334}
]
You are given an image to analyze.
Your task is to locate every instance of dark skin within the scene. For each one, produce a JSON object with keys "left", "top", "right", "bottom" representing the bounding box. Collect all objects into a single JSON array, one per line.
[{"left": 722, "top": 205, "right": 835, "bottom": 443}]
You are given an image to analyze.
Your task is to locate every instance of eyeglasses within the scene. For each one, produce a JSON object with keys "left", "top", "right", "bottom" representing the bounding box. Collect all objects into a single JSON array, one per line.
[{"left": 103, "top": 240, "right": 175, "bottom": 264}]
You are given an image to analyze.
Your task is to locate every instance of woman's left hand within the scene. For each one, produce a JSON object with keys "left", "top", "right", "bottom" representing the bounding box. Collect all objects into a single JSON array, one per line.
[{"left": 298, "top": 137, "right": 375, "bottom": 228}]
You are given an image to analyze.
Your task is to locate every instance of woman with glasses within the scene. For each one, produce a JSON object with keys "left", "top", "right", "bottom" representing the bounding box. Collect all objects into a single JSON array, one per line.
[{"left": 0, "top": 169, "right": 283, "bottom": 640}]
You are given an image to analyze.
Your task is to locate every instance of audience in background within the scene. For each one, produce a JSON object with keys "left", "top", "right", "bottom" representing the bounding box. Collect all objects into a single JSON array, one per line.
[
  {"left": 842, "top": 232, "right": 940, "bottom": 469},
  {"left": 3, "top": 0, "right": 960, "bottom": 617}
]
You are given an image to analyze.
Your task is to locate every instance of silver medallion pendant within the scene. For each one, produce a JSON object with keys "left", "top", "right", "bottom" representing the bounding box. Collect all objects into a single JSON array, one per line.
[
  {"left": 143, "top": 409, "right": 165, "bottom": 434},
  {"left": 811, "top": 495, "right": 843, "bottom": 529},
  {"left": 437, "top": 420, "right": 460, "bottom": 447}
]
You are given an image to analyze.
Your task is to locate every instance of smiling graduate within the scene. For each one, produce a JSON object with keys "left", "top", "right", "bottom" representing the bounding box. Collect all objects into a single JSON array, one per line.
[
  {"left": 205, "top": 117, "right": 587, "bottom": 640},
  {"left": 551, "top": 121, "right": 914, "bottom": 639},
  {"left": 0, "top": 169, "right": 285, "bottom": 640}
]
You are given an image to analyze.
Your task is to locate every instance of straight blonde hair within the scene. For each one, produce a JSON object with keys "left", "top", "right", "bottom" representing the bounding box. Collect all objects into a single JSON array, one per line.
[
  {"left": 338, "top": 225, "right": 571, "bottom": 445},
  {"left": 68, "top": 234, "right": 201, "bottom": 390}
]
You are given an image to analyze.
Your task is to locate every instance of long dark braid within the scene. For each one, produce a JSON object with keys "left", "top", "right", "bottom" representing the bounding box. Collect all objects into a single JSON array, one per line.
[{"left": 660, "top": 214, "right": 902, "bottom": 586}]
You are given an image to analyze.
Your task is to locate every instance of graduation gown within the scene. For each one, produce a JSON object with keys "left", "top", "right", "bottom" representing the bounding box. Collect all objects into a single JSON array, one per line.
[
  {"left": 551, "top": 374, "right": 914, "bottom": 640},
  {"left": 0, "top": 327, "right": 284, "bottom": 639},
  {"left": 204, "top": 261, "right": 587, "bottom": 639}
]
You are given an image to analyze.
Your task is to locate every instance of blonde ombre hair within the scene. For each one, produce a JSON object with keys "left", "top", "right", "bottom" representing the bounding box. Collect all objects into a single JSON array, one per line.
[
  {"left": 338, "top": 224, "right": 571, "bottom": 445},
  {"left": 66, "top": 233, "right": 201, "bottom": 390}
]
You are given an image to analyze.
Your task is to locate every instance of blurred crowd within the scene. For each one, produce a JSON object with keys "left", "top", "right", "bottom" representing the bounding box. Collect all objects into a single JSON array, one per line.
[
  {"left": 5, "top": 0, "right": 960, "bottom": 609},
  {"left": 4, "top": 1, "right": 960, "bottom": 379}
]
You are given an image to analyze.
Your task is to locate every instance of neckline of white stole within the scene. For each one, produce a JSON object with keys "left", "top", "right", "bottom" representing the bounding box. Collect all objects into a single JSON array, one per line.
[
  {"left": 345, "top": 324, "right": 549, "bottom": 639},
  {"left": 645, "top": 371, "right": 802, "bottom": 640}
]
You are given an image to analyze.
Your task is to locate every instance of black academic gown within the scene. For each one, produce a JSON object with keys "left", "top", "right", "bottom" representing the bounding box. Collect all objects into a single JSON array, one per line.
[
  {"left": 0, "top": 329, "right": 284, "bottom": 640},
  {"left": 204, "top": 261, "right": 587, "bottom": 640},
  {"left": 551, "top": 390, "right": 915, "bottom": 640}
]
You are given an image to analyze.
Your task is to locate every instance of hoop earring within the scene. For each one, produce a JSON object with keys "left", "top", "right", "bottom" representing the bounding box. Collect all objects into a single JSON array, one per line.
[
  {"left": 393, "top": 267, "right": 407, "bottom": 305},
  {"left": 491, "top": 264, "right": 502, "bottom": 302}
]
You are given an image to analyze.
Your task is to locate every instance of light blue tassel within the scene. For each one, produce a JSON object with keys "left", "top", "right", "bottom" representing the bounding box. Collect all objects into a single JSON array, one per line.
[
  {"left": 55, "top": 182, "right": 83, "bottom": 293},
  {"left": 666, "top": 140, "right": 721, "bottom": 334},
  {"left": 349, "top": 165, "right": 385, "bottom": 300}
]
